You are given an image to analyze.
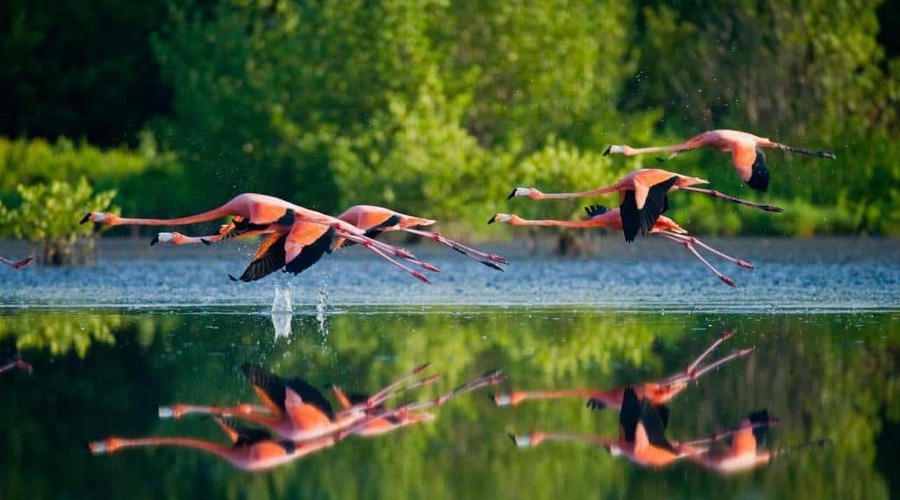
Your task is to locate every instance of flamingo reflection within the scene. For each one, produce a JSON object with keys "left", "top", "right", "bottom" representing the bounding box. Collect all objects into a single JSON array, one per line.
[
  {"left": 510, "top": 387, "right": 707, "bottom": 468},
  {"left": 90, "top": 416, "right": 340, "bottom": 471},
  {"left": 494, "top": 330, "right": 750, "bottom": 410},
  {"left": 160, "top": 363, "right": 504, "bottom": 441}
]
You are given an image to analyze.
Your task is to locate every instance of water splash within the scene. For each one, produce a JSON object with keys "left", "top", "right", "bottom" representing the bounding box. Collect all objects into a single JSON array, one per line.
[
  {"left": 271, "top": 282, "right": 293, "bottom": 338},
  {"left": 315, "top": 279, "right": 329, "bottom": 337}
]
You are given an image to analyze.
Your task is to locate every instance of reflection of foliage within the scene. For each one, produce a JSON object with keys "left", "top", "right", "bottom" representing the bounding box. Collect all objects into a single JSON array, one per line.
[
  {"left": 0, "top": 312, "right": 124, "bottom": 357},
  {"left": 0, "top": 178, "right": 116, "bottom": 265},
  {"left": 1, "top": 309, "right": 897, "bottom": 498}
]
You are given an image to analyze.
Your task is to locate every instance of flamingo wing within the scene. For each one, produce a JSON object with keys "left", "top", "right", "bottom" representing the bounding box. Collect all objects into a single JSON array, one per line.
[
  {"left": 241, "top": 364, "right": 288, "bottom": 416},
  {"left": 283, "top": 225, "right": 335, "bottom": 275},
  {"left": 231, "top": 233, "right": 287, "bottom": 282},
  {"left": 732, "top": 144, "right": 770, "bottom": 191},
  {"left": 284, "top": 377, "right": 335, "bottom": 421},
  {"left": 619, "top": 386, "right": 641, "bottom": 443},
  {"left": 637, "top": 398, "right": 677, "bottom": 454},
  {"left": 619, "top": 176, "right": 677, "bottom": 242},
  {"left": 214, "top": 417, "right": 274, "bottom": 448}
]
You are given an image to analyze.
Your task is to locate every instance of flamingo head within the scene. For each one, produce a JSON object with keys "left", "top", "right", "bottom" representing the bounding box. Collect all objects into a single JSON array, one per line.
[
  {"left": 89, "top": 438, "right": 124, "bottom": 454},
  {"left": 80, "top": 212, "right": 117, "bottom": 225},
  {"left": 606, "top": 443, "right": 623, "bottom": 457},
  {"left": 488, "top": 214, "right": 512, "bottom": 225},
  {"left": 509, "top": 432, "right": 543, "bottom": 448},
  {"left": 491, "top": 391, "right": 524, "bottom": 407},
  {"left": 603, "top": 145, "right": 626, "bottom": 156}
]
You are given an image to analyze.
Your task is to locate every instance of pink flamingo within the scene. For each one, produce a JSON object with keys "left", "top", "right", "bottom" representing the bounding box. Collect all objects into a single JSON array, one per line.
[
  {"left": 508, "top": 168, "right": 782, "bottom": 241},
  {"left": 603, "top": 129, "right": 836, "bottom": 192},
  {"left": 489, "top": 206, "right": 754, "bottom": 286},
  {"left": 82, "top": 193, "right": 438, "bottom": 283}
]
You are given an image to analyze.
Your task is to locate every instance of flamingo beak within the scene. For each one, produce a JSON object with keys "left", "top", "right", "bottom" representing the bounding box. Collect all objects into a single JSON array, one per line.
[
  {"left": 487, "top": 215, "right": 497, "bottom": 225},
  {"left": 79, "top": 213, "right": 92, "bottom": 224},
  {"left": 150, "top": 236, "right": 159, "bottom": 246},
  {"left": 602, "top": 146, "right": 612, "bottom": 156}
]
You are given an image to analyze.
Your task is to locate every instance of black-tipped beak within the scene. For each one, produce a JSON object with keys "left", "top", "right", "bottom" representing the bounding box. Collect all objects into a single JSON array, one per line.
[
  {"left": 200, "top": 238, "right": 212, "bottom": 246},
  {"left": 602, "top": 146, "right": 611, "bottom": 156},
  {"left": 79, "top": 213, "right": 91, "bottom": 224},
  {"left": 150, "top": 236, "right": 159, "bottom": 246},
  {"left": 506, "top": 189, "right": 517, "bottom": 200},
  {"left": 507, "top": 433, "right": 517, "bottom": 445},
  {"left": 487, "top": 215, "right": 496, "bottom": 225}
]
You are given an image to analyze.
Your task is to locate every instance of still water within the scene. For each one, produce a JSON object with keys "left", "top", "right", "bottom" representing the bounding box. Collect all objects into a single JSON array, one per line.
[{"left": 1, "top": 238, "right": 898, "bottom": 499}]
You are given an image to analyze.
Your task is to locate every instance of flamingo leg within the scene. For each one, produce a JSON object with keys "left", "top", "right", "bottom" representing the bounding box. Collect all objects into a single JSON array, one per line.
[
  {"left": 677, "top": 186, "right": 784, "bottom": 213},
  {"left": 680, "top": 420, "right": 779, "bottom": 447},
  {"left": 656, "top": 232, "right": 738, "bottom": 287},
  {"left": 340, "top": 234, "right": 436, "bottom": 283},
  {"left": 403, "top": 228, "right": 509, "bottom": 269},
  {"left": 662, "top": 231, "right": 754, "bottom": 269},
  {"left": 336, "top": 363, "right": 436, "bottom": 415},
  {"left": 400, "top": 369, "right": 505, "bottom": 413}
]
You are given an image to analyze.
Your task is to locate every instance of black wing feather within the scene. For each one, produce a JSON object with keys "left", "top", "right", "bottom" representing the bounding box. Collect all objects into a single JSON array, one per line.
[
  {"left": 283, "top": 226, "right": 335, "bottom": 275},
  {"left": 284, "top": 377, "right": 335, "bottom": 420},
  {"left": 619, "top": 386, "right": 641, "bottom": 443},
  {"left": 638, "top": 398, "right": 678, "bottom": 453},
  {"left": 747, "top": 147, "right": 770, "bottom": 192},
  {"left": 235, "top": 233, "right": 287, "bottom": 282},
  {"left": 215, "top": 417, "right": 274, "bottom": 448},
  {"left": 241, "top": 363, "right": 288, "bottom": 412}
]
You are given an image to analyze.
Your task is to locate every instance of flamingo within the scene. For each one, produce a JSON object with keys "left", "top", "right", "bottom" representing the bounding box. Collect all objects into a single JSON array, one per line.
[
  {"left": 493, "top": 330, "right": 751, "bottom": 409},
  {"left": 603, "top": 129, "right": 836, "bottom": 192},
  {"left": 510, "top": 387, "right": 707, "bottom": 468},
  {"left": 89, "top": 416, "right": 341, "bottom": 472},
  {"left": 0, "top": 256, "right": 33, "bottom": 269},
  {"left": 508, "top": 168, "right": 783, "bottom": 242},
  {"left": 687, "top": 410, "right": 779, "bottom": 474},
  {"left": 159, "top": 363, "right": 429, "bottom": 441},
  {"left": 0, "top": 356, "right": 33, "bottom": 375},
  {"left": 489, "top": 205, "right": 754, "bottom": 286},
  {"left": 82, "top": 193, "right": 439, "bottom": 283},
  {"left": 332, "top": 205, "right": 509, "bottom": 271}
]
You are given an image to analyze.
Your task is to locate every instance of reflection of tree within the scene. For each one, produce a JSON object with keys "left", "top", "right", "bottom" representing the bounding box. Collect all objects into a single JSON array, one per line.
[
  {"left": 1, "top": 309, "right": 897, "bottom": 498},
  {"left": 0, "top": 312, "right": 125, "bottom": 357}
]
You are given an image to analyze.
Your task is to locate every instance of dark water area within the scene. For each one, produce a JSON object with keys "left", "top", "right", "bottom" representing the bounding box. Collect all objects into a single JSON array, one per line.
[{"left": 0, "top": 237, "right": 898, "bottom": 499}]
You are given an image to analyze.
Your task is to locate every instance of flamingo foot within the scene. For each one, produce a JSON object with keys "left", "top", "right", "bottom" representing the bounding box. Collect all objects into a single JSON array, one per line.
[
  {"left": 412, "top": 272, "right": 431, "bottom": 284},
  {"left": 720, "top": 275, "right": 737, "bottom": 287},
  {"left": 737, "top": 260, "right": 754, "bottom": 269}
]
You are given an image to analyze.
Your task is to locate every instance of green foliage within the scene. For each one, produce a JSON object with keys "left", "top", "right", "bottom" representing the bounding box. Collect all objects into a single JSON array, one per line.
[{"left": 0, "top": 178, "right": 116, "bottom": 265}]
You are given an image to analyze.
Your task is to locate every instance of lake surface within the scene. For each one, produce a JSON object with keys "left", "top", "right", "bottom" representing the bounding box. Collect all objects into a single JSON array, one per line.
[{"left": 1, "top": 237, "right": 898, "bottom": 499}]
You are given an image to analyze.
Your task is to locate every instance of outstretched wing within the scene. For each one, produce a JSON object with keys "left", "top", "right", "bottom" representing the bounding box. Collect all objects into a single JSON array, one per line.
[
  {"left": 241, "top": 363, "right": 288, "bottom": 416},
  {"left": 619, "top": 386, "right": 641, "bottom": 443},
  {"left": 619, "top": 176, "right": 677, "bottom": 242},
  {"left": 637, "top": 398, "right": 677, "bottom": 453},
  {"left": 283, "top": 224, "right": 335, "bottom": 275},
  {"left": 231, "top": 233, "right": 287, "bottom": 282},
  {"left": 284, "top": 377, "right": 335, "bottom": 421},
  {"left": 214, "top": 417, "right": 273, "bottom": 448}
]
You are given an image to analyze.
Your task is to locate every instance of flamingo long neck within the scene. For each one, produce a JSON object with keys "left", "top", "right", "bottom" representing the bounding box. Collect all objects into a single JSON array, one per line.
[
  {"left": 112, "top": 437, "right": 234, "bottom": 460},
  {"left": 518, "top": 389, "right": 615, "bottom": 402},
  {"left": 625, "top": 144, "right": 682, "bottom": 156},
  {"left": 507, "top": 217, "right": 611, "bottom": 229},
  {"left": 113, "top": 205, "right": 236, "bottom": 227},
  {"left": 539, "top": 432, "right": 616, "bottom": 447},
  {"left": 539, "top": 185, "right": 619, "bottom": 199}
]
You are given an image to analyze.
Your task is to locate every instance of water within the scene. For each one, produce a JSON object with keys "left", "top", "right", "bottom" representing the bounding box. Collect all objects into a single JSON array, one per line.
[{"left": 0, "top": 238, "right": 898, "bottom": 499}]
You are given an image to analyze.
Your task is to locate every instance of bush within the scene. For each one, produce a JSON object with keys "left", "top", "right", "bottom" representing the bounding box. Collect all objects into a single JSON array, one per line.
[{"left": 0, "top": 178, "right": 117, "bottom": 265}]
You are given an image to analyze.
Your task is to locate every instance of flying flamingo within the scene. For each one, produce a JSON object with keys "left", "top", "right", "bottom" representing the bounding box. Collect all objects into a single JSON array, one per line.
[
  {"left": 0, "top": 356, "right": 33, "bottom": 375},
  {"left": 603, "top": 129, "right": 836, "bottom": 192},
  {"left": 493, "top": 330, "right": 751, "bottom": 409},
  {"left": 82, "top": 193, "right": 439, "bottom": 283},
  {"left": 489, "top": 205, "right": 754, "bottom": 286},
  {"left": 508, "top": 168, "right": 783, "bottom": 242},
  {"left": 0, "top": 256, "right": 33, "bottom": 269},
  {"left": 510, "top": 387, "right": 708, "bottom": 468},
  {"left": 687, "top": 410, "right": 779, "bottom": 474},
  {"left": 89, "top": 416, "right": 341, "bottom": 472}
]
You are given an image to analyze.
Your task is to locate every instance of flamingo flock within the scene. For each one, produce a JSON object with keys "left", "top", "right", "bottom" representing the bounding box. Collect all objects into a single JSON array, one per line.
[
  {"left": 505, "top": 331, "right": 831, "bottom": 474},
  {"left": 90, "top": 363, "right": 505, "bottom": 471}
]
